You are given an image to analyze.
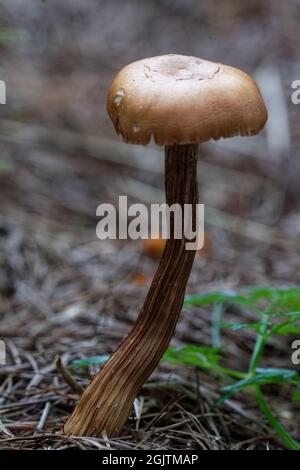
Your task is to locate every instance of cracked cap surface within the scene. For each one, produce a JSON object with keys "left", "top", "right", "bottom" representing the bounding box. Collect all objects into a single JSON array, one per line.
[{"left": 107, "top": 54, "right": 268, "bottom": 146}]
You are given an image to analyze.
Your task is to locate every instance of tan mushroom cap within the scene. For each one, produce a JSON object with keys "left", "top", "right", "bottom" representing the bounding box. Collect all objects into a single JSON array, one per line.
[{"left": 107, "top": 54, "right": 268, "bottom": 146}]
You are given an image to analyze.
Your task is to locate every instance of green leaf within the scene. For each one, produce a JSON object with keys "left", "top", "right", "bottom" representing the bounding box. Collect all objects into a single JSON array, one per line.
[
  {"left": 220, "top": 368, "right": 300, "bottom": 400},
  {"left": 69, "top": 355, "right": 110, "bottom": 368},
  {"left": 269, "top": 313, "right": 300, "bottom": 336},
  {"left": 292, "top": 390, "right": 300, "bottom": 402},
  {"left": 184, "top": 291, "right": 251, "bottom": 307},
  {"left": 163, "top": 345, "right": 246, "bottom": 379},
  {"left": 256, "top": 367, "right": 300, "bottom": 380},
  {"left": 185, "top": 286, "right": 300, "bottom": 312},
  {"left": 273, "top": 324, "right": 300, "bottom": 336},
  {"left": 287, "top": 311, "right": 300, "bottom": 319},
  {"left": 163, "top": 345, "right": 221, "bottom": 367},
  {"left": 245, "top": 286, "right": 300, "bottom": 306}
]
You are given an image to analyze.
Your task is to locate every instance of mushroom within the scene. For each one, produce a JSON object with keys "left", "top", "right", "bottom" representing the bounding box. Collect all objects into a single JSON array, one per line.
[{"left": 64, "top": 54, "right": 267, "bottom": 437}]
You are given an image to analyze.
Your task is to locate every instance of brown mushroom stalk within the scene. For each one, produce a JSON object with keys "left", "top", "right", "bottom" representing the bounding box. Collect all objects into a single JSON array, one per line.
[
  {"left": 64, "top": 144, "right": 198, "bottom": 437},
  {"left": 64, "top": 54, "right": 267, "bottom": 438}
]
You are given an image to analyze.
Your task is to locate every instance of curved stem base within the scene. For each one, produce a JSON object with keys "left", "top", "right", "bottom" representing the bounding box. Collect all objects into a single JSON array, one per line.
[{"left": 64, "top": 144, "right": 198, "bottom": 437}]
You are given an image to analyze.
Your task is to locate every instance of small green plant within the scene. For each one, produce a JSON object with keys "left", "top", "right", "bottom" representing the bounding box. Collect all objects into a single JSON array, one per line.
[
  {"left": 69, "top": 286, "right": 300, "bottom": 448},
  {"left": 164, "top": 286, "right": 300, "bottom": 450}
]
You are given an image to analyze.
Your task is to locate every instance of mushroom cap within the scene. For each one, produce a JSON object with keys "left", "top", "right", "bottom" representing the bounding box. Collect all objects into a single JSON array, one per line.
[{"left": 107, "top": 54, "right": 268, "bottom": 146}]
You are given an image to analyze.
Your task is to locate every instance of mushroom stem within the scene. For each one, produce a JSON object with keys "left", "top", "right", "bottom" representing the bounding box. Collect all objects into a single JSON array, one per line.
[{"left": 64, "top": 144, "right": 198, "bottom": 437}]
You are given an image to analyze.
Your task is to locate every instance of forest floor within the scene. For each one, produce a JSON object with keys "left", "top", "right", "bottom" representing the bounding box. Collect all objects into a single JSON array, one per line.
[{"left": 0, "top": 0, "right": 300, "bottom": 450}]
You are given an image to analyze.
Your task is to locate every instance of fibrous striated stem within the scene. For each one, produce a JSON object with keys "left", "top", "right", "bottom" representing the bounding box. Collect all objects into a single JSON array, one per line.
[{"left": 63, "top": 144, "right": 198, "bottom": 437}]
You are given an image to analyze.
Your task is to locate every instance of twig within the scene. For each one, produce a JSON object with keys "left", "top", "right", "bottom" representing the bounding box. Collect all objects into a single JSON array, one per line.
[
  {"left": 54, "top": 355, "right": 83, "bottom": 394},
  {"left": 35, "top": 401, "right": 51, "bottom": 433}
]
